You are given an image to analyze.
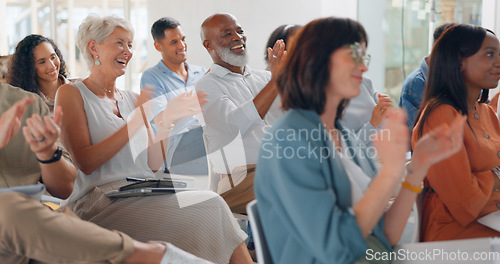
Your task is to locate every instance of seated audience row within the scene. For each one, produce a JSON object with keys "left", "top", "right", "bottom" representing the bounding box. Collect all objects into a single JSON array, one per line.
[
  {"left": 2, "top": 14, "right": 256, "bottom": 264},
  {"left": 2, "top": 11, "right": 499, "bottom": 264},
  {"left": 0, "top": 82, "right": 210, "bottom": 263},
  {"left": 254, "top": 17, "right": 468, "bottom": 263}
]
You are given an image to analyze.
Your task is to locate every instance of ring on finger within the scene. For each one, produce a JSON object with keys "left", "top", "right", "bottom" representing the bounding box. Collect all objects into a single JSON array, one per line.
[
  {"left": 38, "top": 136, "right": 46, "bottom": 143},
  {"left": 272, "top": 55, "right": 278, "bottom": 59}
]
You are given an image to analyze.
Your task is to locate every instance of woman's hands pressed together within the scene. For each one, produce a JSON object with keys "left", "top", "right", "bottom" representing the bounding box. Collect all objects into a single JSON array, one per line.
[
  {"left": 370, "top": 94, "right": 393, "bottom": 128},
  {"left": 22, "top": 106, "right": 63, "bottom": 161}
]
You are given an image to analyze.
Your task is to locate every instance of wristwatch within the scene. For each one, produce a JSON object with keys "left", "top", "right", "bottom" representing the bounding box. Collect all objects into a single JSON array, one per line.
[{"left": 36, "top": 146, "right": 63, "bottom": 164}]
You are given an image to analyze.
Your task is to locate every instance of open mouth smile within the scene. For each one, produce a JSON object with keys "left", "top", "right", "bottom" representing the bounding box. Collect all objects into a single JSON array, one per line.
[
  {"left": 116, "top": 58, "right": 128, "bottom": 65},
  {"left": 231, "top": 44, "right": 245, "bottom": 50}
]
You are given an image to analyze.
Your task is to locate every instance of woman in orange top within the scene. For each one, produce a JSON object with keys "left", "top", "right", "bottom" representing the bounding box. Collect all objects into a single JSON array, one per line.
[
  {"left": 413, "top": 24, "right": 500, "bottom": 241},
  {"left": 489, "top": 92, "right": 500, "bottom": 113}
]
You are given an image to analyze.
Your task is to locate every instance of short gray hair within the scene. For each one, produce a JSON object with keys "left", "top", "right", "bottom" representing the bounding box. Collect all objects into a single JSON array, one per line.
[{"left": 77, "top": 14, "right": 134, "bottom": 70}]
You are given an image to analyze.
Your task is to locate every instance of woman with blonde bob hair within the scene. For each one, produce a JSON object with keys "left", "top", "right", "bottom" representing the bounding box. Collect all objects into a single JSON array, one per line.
[{"left": 56, "top": 14, "right": 252, "bottom": 264}]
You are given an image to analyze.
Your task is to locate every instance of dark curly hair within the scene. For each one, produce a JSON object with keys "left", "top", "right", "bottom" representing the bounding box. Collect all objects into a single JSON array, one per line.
[{"left": 7, "top": 34, "right": 67, "bottom": 94}]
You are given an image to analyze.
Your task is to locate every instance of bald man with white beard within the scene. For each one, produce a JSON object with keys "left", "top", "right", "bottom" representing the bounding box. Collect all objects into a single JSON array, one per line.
[{"left": 197, "top": 13, "right": 285, "bottom": 214}]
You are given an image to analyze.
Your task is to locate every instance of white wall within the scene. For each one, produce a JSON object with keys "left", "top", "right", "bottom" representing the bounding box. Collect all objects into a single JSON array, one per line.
[
  {"left": 357, "top": 0, "right": 385, "bottom": 93},
  {"left": 146, "top": 0, "right": 358, "bottom": 71},
  {"left": 482, "top": 0, "right": 500, "bottom": 95},
  {"left": 0, "top": 0, "right": 6, "bottom": 55},
  {"left": 482, "top": 0, "right": 499, "bottom": 32},
  {"left": 497, "top": 0, "right": 500, "bottom": 31},
  {"left": 145, "top": 0, "right": 499, "bottom": 95}
]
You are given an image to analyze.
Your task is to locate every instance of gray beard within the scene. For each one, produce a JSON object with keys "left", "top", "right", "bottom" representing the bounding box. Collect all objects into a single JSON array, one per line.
[{"left": 215, "top": 46, "right": 248, "bottom": 67}]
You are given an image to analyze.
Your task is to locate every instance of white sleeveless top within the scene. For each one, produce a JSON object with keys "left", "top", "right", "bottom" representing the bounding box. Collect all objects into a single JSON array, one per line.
[{"left": 67, "top": 81, "right": 153, "bottom": 203}]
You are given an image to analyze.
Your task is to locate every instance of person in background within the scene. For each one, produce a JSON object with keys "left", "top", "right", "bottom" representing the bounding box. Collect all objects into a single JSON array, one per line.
[
  {"left": 264, "top": 24, "right": 301, "bottom": 70},
  {"left": 265, "top": 24, "right": 393, "bottom": 148},
  {"left": 255, "top": 17, "right": 466, "bottom": 263},
  {"left": 56, "top": 14, "right": 251, "bottom": 264},
  {"left": 141, "top": 17, "right": 208, "bottom": 177},
  {"left": 341, "top": 76, "right": 393, "bottom": 147},
  {"left": 0, "top": 82, "right": 211, "bottom": 264},
  {"left": 398, "top": 23, "right": 456, "bottom": 134},
  {"left": 413, "top": 24, "right": 500, "bottom": 242},
  {"left": 197, "top": 13, "right": 285, "bottom": 214},
  {"left": 7, "top": 34, "right": 71, "bottom": 113}
]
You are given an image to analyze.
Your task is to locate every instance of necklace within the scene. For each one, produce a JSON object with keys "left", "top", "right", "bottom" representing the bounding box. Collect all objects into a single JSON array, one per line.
[
  {"left": 88, "top": 78, "right": 115, "bottom": 93},
  {"left": 40, "top": 78, "right": 63, "bottom": 101}
]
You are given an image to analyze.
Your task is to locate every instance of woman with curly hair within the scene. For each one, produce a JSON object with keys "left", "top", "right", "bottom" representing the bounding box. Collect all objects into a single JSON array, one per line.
[{"left": 7, "top": 34, "right": 69, "bottom": 112}]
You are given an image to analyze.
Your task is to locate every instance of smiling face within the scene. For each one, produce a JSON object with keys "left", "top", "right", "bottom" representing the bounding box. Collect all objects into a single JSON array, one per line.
[
  {"left": 326, "top": 41, "right": 368, "bottom": 101},
  {"left": 93, "top": 27, "right": 133, "bottom": 78},
  {"left": 203, "top": 14, "right": 248, "bottom": 68},
  {"left": 34, "top": 41, "right": 60, "bottom": 84},
  {"left": 462, "top": 32, "right": 500, "bottom": 93},
  {"left": 155, "top": 26, "right": 187, "bottom": 67}
]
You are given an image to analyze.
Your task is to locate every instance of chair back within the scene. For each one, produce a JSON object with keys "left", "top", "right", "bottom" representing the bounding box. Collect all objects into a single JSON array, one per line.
[
  {"left": 408, "top": 188, "right": 427, "bottom": 243},
  {"left": 247, "top": 200, "right": 274, "bottom": 264}
]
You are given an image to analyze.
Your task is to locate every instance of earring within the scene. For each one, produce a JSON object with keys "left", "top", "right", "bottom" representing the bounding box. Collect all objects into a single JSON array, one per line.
[{"left": 95, "top": 56, "right": 100, "bottom": 66}]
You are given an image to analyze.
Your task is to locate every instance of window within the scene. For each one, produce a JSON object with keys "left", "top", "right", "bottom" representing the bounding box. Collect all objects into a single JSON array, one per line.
[
  {"left": 3, "top": 0, "right": 148, "bottom": 92},
  {"left": 359, "top": 0, "right": 483, "bottom": 101}
]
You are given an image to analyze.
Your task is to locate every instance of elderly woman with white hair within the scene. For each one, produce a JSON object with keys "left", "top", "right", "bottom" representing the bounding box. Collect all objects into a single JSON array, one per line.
[{"left": 56, "top": 14, "right": 252, "bottom": 264}]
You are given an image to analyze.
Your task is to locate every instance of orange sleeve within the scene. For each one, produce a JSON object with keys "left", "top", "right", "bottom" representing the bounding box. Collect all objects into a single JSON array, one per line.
[
  {"left": 489, "top": 93, "right": 500, "bottom": 113},
  {"left": 413, "top": 105, "right": 495, "bottom": 227}
]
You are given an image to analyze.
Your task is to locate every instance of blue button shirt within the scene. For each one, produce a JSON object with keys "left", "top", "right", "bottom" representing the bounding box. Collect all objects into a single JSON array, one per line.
[
  {"left": 398, "top": 57, "right": 428, "bottom": 134},
  {"left": 141, "top": 60, "right": 207, "bottom": 115},
  {"left": 140, "top": 60, "right": 208, "bottom": 175}
]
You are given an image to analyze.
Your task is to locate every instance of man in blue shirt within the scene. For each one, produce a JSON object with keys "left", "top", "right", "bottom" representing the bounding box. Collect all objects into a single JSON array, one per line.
[
  {"left": 141, "top": 17, "right": 208, "bottom": 178},
  {"left": 399, "top": 23, "right": 456, "bottom": 135}
]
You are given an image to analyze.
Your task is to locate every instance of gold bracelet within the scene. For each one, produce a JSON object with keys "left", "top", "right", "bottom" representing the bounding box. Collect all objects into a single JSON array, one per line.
[{"left": 402, "top": 180, "right": 423, "bottom": 193}]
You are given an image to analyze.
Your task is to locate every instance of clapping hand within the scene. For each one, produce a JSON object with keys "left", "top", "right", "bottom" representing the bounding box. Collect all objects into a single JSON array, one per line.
[
  {"left": 268, "top": 39, "right": 286, "bottom": 76},
  {"left": 22, "top": 106, "right": 63, "bottom": 160},
  {"left": 0, "top": 97, "right": 35, "bottom": 149},
  {"left": 370, "top": 94, "right": 393, "bottom": 128},
  {"left": 153, "top": 91, "right": 208, "bottom": 131},
  {"left": 372, "top": 109, "right": 409, "bottom": 179}
]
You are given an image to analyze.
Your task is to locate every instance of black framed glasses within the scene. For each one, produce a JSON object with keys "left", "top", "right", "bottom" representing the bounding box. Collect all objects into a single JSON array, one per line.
[{"left": 349, "top": 42, "right": 371, "bottom": 67}]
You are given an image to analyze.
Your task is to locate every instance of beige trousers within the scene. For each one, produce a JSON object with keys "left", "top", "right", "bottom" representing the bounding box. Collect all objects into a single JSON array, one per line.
[
  {"left": 68, "top": 180, "right": 247, "bottom": 264},
  {"left": 220, "top": 164, "right": 256, "bottom": 214},
  {"left": 0, "top": 192, "right": 134, "bottom": 264}
]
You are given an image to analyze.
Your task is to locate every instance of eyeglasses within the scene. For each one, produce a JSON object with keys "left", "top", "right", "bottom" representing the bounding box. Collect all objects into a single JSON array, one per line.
[{"left": 349, "top": 42, "right": 371, "bottom": 68}]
